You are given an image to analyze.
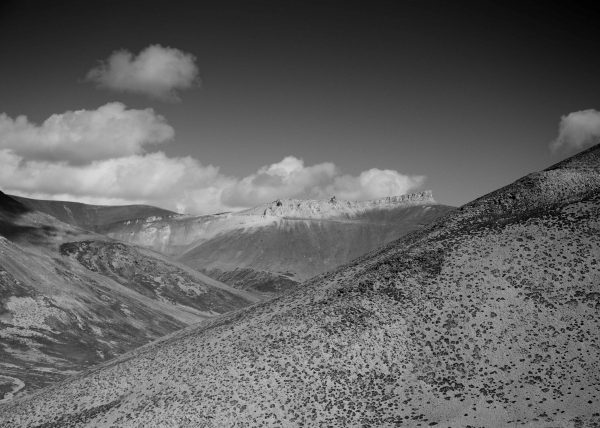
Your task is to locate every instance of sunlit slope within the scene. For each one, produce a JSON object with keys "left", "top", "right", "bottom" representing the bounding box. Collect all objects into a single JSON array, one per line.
[
  {"left": 2, "top": 145, "right": 600, "bottom": 426},
  {"left": 0, "top": 192, "right": 258, "bottom": 398}
]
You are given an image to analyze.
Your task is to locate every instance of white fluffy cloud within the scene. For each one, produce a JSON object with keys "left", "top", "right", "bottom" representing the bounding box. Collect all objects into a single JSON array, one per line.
[
  {"left": 87, "top": 45, "right": 199, "bottom": 101},
  {"left": 551, "top": 109, "right": 600, "bottom": 153},
  {"left": 0, "top": 150, "right": 231, "bottom": 214},
  {"left": 1, "top": 152, "right": 424, "bottom": 214},
  {"left": 0, "top": 103, "right": 173, "bottom": 164},
  {"left": 222, "top": 156, "right": 337, "bottom": 206},
  {"left": 0, "top": 105, "right": 425, "bottom": 214},
  {"left": 222, "top": 156, "right": 424, "bottom": 207},
  {"left": 328, "top": 168, "right": 426, "bottom": 201}
]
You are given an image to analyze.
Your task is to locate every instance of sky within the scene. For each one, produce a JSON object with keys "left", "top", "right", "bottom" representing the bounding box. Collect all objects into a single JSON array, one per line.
[{"left": 1, "top": 0, "right": 599, "bottom": 214}]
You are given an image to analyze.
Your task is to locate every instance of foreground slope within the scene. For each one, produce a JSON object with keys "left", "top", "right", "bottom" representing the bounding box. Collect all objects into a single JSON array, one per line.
[
  {"left": 0, "top": 193, "right": 258, "bottom": 398},
  {"left": 104, "top": 192, "right": 453, "bottom": 294},
  {"left": 2, "top": 146, "right": 600, "bottom": 426}
]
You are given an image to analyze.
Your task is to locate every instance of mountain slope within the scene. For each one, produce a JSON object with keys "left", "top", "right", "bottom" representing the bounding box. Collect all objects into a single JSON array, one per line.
[
  {"left": 103, "top": 191, "right": 454, "bottom": 294},
  {"left": 0, "top": 192, "right": 258, "bottom": 399},
  {"left": 179, "top": 204, "right": 452, "bottom": 293},
  {"left": 10, "top": 195, "right": 176, "bottom": 232},
  {"left": 2, "top": 145, "right": 599, "bottom": 426}
]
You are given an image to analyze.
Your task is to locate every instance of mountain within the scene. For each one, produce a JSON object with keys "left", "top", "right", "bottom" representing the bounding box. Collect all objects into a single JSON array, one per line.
[
  {"left": 0, "top": 192, "right": 258, "bottom": 400},
  {"left": 3, "top": 145, "right": 599, "bottom": 427},
  {"left": 9, "top": 195, "right": 176, "bottom": 232},
  {"left": 102, "top": 191, "right": 454, "bottom": 295}
]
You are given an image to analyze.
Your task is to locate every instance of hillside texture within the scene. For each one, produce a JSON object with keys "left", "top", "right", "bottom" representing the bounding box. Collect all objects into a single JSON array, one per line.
[
  {"left": 0, "top": 193, "right": 258, "bottom": 399},
  {"left": 1, "top": 147, "right": 599, "bottom": 426}
]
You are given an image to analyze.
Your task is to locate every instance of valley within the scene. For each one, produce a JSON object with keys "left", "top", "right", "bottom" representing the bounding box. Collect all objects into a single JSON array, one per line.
[{"left": 0, "top": 192, "right": 259, "bottom": 396}]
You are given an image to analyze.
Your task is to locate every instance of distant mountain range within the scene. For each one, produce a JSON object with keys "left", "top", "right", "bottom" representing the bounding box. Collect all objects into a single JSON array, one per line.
[
  {"left": 2, "top": 145, "right": 598, "bottom": 426},
  {"left": 97, "top": 190, "right": 454, "bottom": 295}
]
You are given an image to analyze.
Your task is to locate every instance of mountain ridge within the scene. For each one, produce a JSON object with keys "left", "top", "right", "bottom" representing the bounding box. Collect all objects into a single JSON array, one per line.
[{"left": 239, "top": 190, "right": 436, "bottom": 219}]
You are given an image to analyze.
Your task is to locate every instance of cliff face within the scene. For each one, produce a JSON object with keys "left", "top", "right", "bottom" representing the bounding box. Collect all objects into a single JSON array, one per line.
[{"left": 240, "top": 190, "right": 436, "bottom": 219}]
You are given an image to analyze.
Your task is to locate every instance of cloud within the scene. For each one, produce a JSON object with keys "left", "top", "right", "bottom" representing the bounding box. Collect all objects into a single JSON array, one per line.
[
  {"left": 328, "top": 168, "right": 426, "bottom": 201},
  {"left": 86, "top": 45, "right": 199, "bottom": 101},
  {"left": 0, "top": 103, "right": 173, "bottom": 164},
  {"left": 0, "top": 105, "right": 425, "bottom": 215},
  {"left": 1, "top": 151, "right": 424, "bottom": 215},
  {"left": 551, "top": 109, "right": 600, "bottom": 153},
  {"left": 0, "top": 150, "right": 232, "bottom": 214},
  {"left": 222, "top": 156, "right": 424, "bottom": 207}
]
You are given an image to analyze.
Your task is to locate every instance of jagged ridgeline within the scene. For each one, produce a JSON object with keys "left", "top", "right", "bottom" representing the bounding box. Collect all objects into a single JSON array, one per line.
[
  {"left": 99, "top": 190, "right": 454, "bottom": 295},
  {"left": 2, "top": 145, "right": 599, "bottom": 426},
  {"left": 241, "top": 190, "right": 437, "bottom": 217}
]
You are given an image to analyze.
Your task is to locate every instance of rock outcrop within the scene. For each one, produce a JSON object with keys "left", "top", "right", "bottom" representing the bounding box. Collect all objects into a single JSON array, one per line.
[{"left": 240, "top": 190, "right": 436, "bottom": 218}]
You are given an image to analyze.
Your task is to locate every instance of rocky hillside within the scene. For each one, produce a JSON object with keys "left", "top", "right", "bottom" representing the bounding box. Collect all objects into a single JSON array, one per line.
[
  {"left": 102, "top": 192, "right": 453, "bottom": 295},
  {"left": 0, "top": 192, "right": 258, "bottom": 399},
  {"left": 3, "top": 145, "right": 599, "bottom": 426},
  {"left": 10, "top": 195, "right": 176, "bottom": 232},
  {"left": 59, "top": 240, "right": 256, "bottom": 314}
]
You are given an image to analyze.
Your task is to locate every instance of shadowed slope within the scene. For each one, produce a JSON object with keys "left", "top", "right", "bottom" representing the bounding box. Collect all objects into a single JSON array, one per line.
[
  {"left": 10, "top": 195, "right": 176, "bottom": 232},
  {"left": 1, "top": 146, "right": 600, "bottom": 426}
]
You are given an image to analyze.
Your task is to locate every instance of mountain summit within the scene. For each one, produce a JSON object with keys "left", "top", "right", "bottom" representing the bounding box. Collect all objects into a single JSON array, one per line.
[{"left": 2, "top": 146, "right": 599, "bottom": 426}]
